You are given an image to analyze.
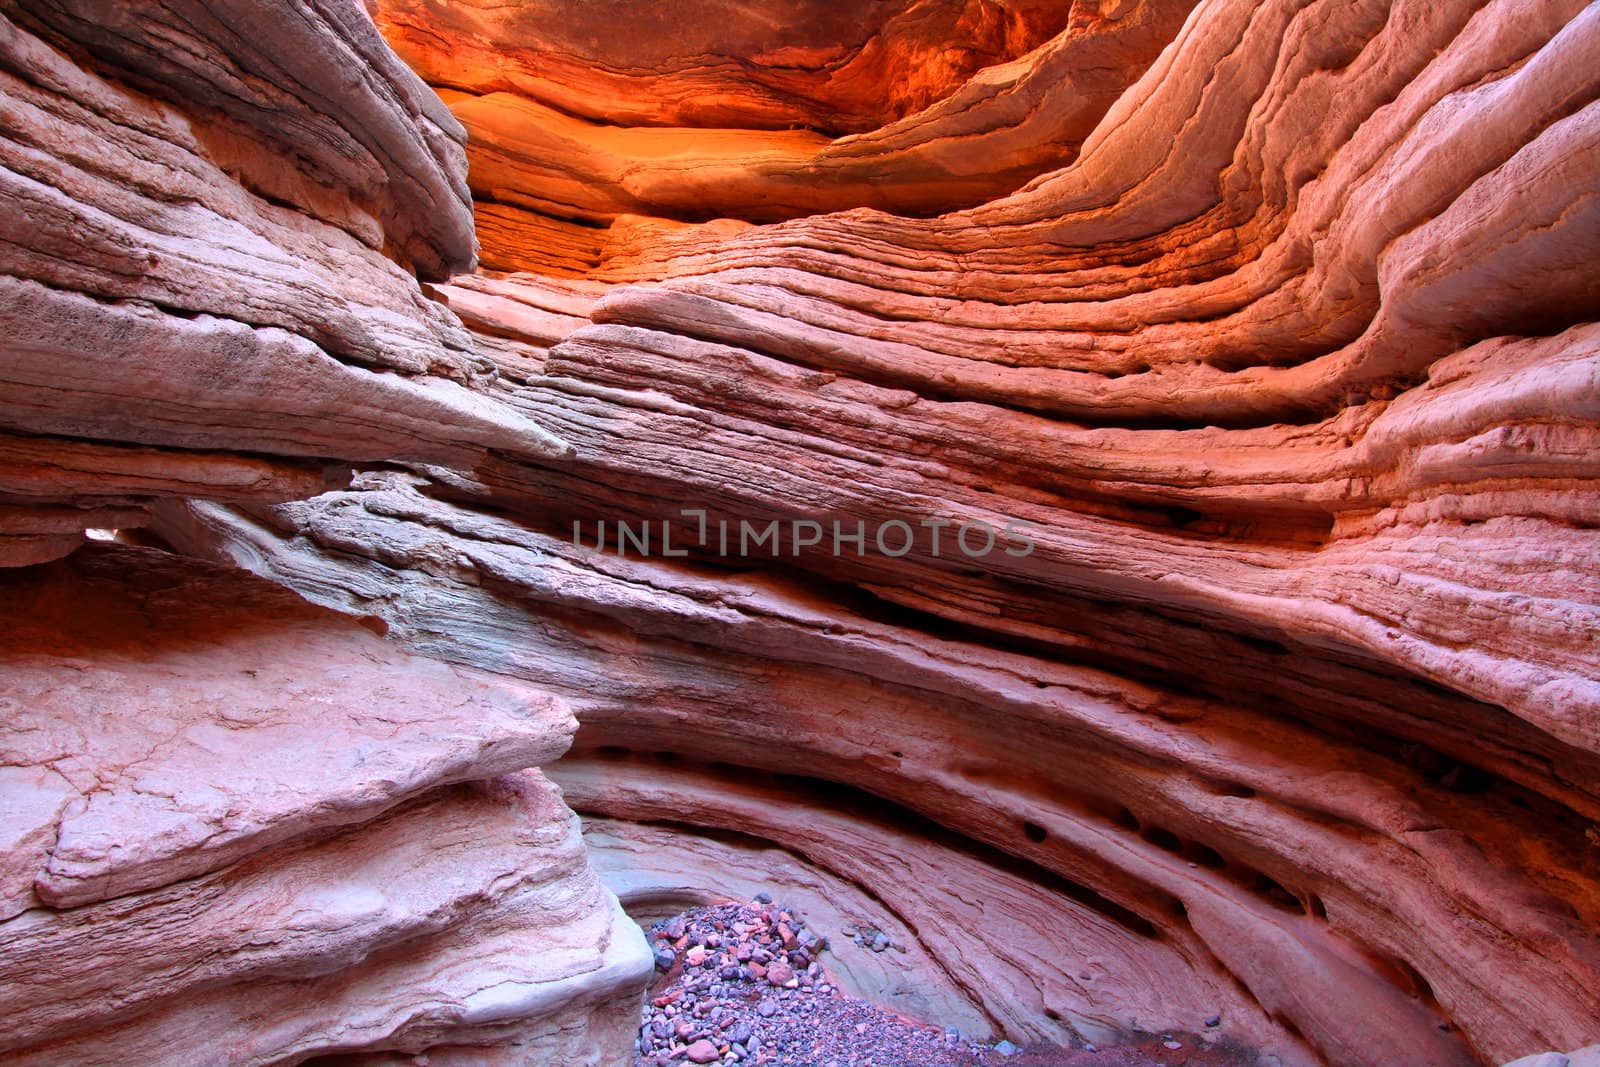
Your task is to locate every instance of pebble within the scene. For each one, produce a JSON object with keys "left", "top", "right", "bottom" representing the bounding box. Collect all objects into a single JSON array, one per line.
[
  {"left": 1205, "top": 1014, "right": 1222, "bottom": 1028},
  {"left": 1165, "top": 1040, "right": 1184, "bottom": 1050},
  {"left": 633, "top": 899, "right": 1096, "bottom": 1067}
]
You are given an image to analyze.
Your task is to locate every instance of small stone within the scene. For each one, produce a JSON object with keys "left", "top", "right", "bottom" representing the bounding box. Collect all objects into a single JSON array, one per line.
[
  {"left": 728, "top": 1022, "right": 753, "bottom": 1044},
  {"left": 1205, "top": 1014, "right": 1222, "bottom": 1028},
  {"left": 1164, "top": 1040, "right": 1184, "bottom": 1050},
  {"left": 685, "top": 946, "right": 708, "bottom": 966},
  {"left": 653, "top": 947, "right": 676, "bottom": 972},
  {"left": 871, "top": 932, "right": 890, "bottom": 953},
  {"left": 766, "top": 960, "right": 795, "bottom": 985},
  {"left": 755, "top": 892, "right": 772, "bottom": 904},
  {"left": 1085, "top": 1045, "right": 1098, "bottom": 1054},
  {"left": 995, "top": 1040, "right": 1020, "bottom": 1057},
  {"left": 685, "top": 1039, "right": 720, "bottom": 1064},
  {"left": 757, "top": 1000, "right": 778, "bottom": 1018}
]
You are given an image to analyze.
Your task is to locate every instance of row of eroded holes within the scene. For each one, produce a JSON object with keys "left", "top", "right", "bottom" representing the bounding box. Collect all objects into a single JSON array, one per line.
[{"left": 1019, "top": 785, "right": 1327, "bottom": 920}]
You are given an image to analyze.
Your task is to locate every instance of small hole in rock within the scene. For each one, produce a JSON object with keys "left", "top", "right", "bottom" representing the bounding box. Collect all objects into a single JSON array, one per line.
[
  {"left": 1253, "top": 873, "right": 1304, "bottom": 913},
  {"left": 1144, "top": 826, "right": 1184, "bottom": 853}
]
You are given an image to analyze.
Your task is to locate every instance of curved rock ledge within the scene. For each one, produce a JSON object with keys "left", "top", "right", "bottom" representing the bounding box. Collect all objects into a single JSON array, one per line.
[
  {"left": 0, "top": 544, "right": 650, "bottom": 1065},
  {"left": 380, "top": 0, "right": 1199, "bottom": 271},
  {"left": 0, "top": 3, "right": 565, "bottom": 566},
  {"left": 157, "top": 467, "right": 1600, "bottom": 1065}
]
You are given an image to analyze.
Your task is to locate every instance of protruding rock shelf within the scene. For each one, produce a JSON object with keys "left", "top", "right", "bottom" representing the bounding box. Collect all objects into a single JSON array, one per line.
[{"left": 0, "top": 545, "right": 651, "bottom": 1065}]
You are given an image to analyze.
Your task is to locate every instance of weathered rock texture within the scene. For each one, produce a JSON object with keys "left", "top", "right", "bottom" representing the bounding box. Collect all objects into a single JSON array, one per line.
[
  {"left": 375, "top": 0, "right": 1202, "bottom": 273},
  {"left": 0, "top": 544, "right": 651, "bottom": 1065},
  {"left": 4, "top": 0, "right": 1599, "bottom": 1065},
  {"left": 0, "top": 0, "right": 568, "bottom": 567},
  {"left": 154, "top": 0, "right": 1600, "bottom": 1064},
  {"left": 0, "top": 3, "right": 646, "bottom": 1064}
]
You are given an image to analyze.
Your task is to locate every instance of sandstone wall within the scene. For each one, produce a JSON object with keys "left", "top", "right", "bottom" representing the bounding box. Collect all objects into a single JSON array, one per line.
[
  {"left": 160, "top": 1, "right": 1600, "bottom": 1063},
  {"left": 2, "top": 0, "right": 1597, "bottom": 1064},
  {"left": 0, "top": 4, "right": 648, "bottom": 1063}
]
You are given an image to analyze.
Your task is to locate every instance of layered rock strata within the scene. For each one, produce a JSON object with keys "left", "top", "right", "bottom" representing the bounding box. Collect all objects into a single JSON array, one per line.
[
  {"left": 154, "top": 0, "right": 1600, "bottom": 1064},
  {"left": 375, "top": 0, "right": 1201, "bottom": 273},
  {"left": 3, "top": 0, "right": 1598, "bottom": 1064},
  {"left": 0, "top": 543, "right": 651, "bottom": 1065},
  {"left": 0, "top": 4, "right": 648, "bottom": 1064},
  {"left": 0, "top": 1, "right": 567, "bottom": 567}
]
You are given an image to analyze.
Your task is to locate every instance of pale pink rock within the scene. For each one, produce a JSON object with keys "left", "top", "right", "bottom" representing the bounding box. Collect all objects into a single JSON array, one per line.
[
  {"left": 685, "top": 1039, "right": 721, "bottom": 1063},
  {"left": 0, "top": 544, "right": 649, "bottom": 1064}
]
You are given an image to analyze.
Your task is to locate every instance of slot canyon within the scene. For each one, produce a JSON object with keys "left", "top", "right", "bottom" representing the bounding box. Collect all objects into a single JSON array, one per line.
[{"left": 1, "top": 0, "right": 1598, "bottom": 1064}]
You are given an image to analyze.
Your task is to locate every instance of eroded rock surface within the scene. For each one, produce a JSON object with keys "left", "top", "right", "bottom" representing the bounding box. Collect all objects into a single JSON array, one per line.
[
  {"left": 149, "top": 1, "right": 1600, "bottom": 1063},
  {"left": 376, "top": 0, "right": 1200, "bottom": 273},
  {"left": 0, "top": 2, "right": 566, "bottom": 566},
  {"left": 0, "top": 544, "right": 651, "bottom": 1065},
  {"left": 3, "top": 0, "right": 1598, "bottom": 1064},
  {"left": 0, "top": 4, "right": 645, "bottom": 1063}
]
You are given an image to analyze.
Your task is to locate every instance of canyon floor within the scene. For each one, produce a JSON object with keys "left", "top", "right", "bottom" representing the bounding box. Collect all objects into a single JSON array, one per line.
[{"left": 633, "top": 899, "right": 1268, "bottom": 1067}]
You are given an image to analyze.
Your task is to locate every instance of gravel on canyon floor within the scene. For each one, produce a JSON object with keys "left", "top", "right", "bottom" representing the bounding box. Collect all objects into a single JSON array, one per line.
[{"left": 633, "top": 898, "right": 1259, "bottom": 1067}]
